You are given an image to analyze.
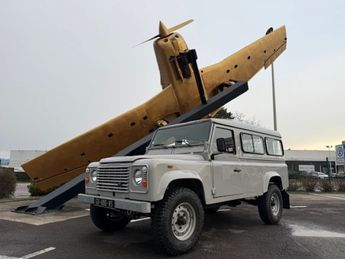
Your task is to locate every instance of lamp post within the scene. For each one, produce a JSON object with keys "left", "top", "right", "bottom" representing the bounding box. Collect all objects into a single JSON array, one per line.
[
  {"left": 271, "top": 63, "right": 277, "bottom": 131},
  {"left": 266, "top": 27, "right": 277, "bottom": 131},
  {"left": 326, "top": 145, "right": 333, "bottom": 176}
]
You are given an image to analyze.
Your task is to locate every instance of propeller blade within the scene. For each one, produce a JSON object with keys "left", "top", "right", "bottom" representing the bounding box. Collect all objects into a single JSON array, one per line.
[
  {"left": 167, "top": 19, "right": 194, "bottom": 34},
  {"left": 134, "top": 34, "right": 160, "bottom": 47},
  {"left": 135, "top": 19, "right": 194, "bottom": 46}
]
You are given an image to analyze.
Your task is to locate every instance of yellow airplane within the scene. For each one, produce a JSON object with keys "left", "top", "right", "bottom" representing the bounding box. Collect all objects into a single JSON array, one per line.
[{"left": 22, "top": 20, "right": 287, "bottom": 191}]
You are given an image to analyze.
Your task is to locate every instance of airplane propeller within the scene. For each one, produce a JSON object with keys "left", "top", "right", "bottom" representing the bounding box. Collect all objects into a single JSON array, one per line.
[{"left": 136, "top": 19, "right": 194, "bottom": 46}]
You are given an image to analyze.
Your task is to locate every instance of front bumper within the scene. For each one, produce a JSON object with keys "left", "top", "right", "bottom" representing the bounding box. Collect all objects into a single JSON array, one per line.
[{"left": 78, "top": 193, "right": 151, "bottom": 213}]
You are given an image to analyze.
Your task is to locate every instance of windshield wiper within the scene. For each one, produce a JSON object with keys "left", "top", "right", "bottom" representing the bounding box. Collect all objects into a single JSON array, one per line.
[
  {"left": 175, "top": 140, "right": 193, "bottom": 147},
  {"left": 151, "top": 144, "right": 175, "bottom": 149}
]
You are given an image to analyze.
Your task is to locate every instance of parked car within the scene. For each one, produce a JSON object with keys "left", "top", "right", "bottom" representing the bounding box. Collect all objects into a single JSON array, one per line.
[
  {"left": 310, "top": 171, "right": 329, "bottom": 179},
  {"left": 79, "top": 118, "right": 290, "bottom": 255}
]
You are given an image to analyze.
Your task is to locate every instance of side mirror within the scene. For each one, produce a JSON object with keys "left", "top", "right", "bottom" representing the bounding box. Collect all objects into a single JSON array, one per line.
[
  {"left": 216, "top": 137, "right": 235, "bottom": 153},
  {"left": 216, "top": 138, "right": 227, "bottom": 152}
]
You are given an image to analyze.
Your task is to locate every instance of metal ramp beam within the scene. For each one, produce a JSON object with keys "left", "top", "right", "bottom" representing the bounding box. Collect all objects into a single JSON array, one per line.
[
  {"left": 15, "top": 81, "right": 248, "bottom": 214},
  {"left": 15, "top": 173, "right": 85, "bottom": 214}
]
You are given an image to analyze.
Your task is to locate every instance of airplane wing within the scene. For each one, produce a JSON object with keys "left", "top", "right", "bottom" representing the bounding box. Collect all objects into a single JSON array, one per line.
[
  {"left": 22, "top": 85, "right": 180, "bottom": 190},
  {"left": 201, "top": 26, "right": 287, "bottom": 97}
]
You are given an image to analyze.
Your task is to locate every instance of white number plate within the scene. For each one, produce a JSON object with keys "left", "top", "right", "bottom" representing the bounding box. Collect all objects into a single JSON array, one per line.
[{"left": 94, "top": 198, "right": 115, "bottom": 209}]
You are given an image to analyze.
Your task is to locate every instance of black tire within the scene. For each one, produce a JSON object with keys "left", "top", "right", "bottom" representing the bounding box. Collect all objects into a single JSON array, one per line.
[
  {"left": 90, "top": 205, "right": 130, "bottom": 232},
  {"left": 258, "top": 184, "right": 283, "bottom": 225},
  {"left": 152, "top": 188, "right": 204, "bottom": 256},
  {"left": 204, "top": 206, "right": 220, "bottom": 214}
]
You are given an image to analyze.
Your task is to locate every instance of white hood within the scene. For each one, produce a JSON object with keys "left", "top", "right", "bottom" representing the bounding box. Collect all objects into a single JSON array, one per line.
[{"left": 100, "top": 154, "right": 204, "bottom": 164}]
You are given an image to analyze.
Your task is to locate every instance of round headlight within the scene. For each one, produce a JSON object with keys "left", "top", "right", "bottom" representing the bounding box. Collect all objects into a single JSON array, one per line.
[
  {"left": 134, "top": 169, "right": 143, "bottom": 185},
  {"left": 91, "top": 169, "right": 97, "bottom": 182}
]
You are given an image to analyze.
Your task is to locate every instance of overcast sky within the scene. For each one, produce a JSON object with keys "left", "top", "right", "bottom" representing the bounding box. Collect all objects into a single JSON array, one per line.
[{"left": 1, "top": 0, "right": 345, "bottom": 158}]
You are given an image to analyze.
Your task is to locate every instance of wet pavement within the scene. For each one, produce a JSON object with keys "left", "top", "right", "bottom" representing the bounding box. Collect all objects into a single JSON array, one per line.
[{"left": 0, "top": 193, "right": 345, "bottom": 258}]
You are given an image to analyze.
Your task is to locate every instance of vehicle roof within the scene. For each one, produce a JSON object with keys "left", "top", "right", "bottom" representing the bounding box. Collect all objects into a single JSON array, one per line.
[{"left": 159, "top": 118, "right": 282, "bottom": 138}]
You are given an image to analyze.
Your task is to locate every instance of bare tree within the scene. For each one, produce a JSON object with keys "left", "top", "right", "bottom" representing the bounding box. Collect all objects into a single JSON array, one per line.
[{"left": 233, "top": 112, "right": 261, "bottom": 126}]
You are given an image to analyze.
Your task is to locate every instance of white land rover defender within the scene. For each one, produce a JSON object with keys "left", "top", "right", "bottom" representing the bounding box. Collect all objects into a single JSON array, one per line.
[{"left": 79, "top": 118, "right": 290, "bottom": 255}]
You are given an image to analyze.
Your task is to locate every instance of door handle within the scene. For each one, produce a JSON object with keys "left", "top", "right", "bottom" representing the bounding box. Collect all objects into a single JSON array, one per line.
[{"left": 234, "top": 168, "right": 241, "bottom": 173}]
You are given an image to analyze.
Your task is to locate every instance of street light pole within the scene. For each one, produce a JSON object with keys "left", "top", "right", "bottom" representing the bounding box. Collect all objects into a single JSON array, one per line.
[
  {"left": 326, "top": 145, "right": 333, "bottom": 175},
  {"left": 271, "top": 63, "right": 277, "bottom": 131},
  {"left": 266, "top": 27, "right": 277, "bottom": 131}
]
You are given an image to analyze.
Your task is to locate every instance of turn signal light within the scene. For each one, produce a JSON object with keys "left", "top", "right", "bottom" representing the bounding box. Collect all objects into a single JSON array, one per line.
[
  {"left": 142, "top": 178, "right": 148, "bottom": 187},
  {"left": 84, "top": 176, "right": 90, "bottom": 184}
]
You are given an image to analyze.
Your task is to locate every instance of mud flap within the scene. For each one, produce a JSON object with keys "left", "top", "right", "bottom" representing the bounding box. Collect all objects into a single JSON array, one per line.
[{"left": 281, "top": 190, "right": 290, "bottom": 209}]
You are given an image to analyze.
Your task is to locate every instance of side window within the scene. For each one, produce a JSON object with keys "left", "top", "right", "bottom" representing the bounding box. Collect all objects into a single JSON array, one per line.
[
  {"left": 265, "top": 138, "right": 283, "bottom": 156},
  {"left": 241, "top": 133, "right": 254, "bottom": 153},
  {"left": 241, "top": 133, "right": 264, "bottom": 154},
  {"left": 253, "top": 135, "right": 264, "bottom": 154},
  {"left": 212, "top": 127, "right": 235, "bottom": 154}
]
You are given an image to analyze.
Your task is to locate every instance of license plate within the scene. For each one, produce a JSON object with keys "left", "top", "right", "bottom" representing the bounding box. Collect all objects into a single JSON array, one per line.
[{"left": 94, "top": 198, "right": 115, "bottom": 209}]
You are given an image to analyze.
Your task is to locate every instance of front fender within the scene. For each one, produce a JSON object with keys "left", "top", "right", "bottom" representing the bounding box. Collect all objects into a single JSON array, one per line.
[{"left": 153, "top": 170, "right": 203, "bottom": 201}]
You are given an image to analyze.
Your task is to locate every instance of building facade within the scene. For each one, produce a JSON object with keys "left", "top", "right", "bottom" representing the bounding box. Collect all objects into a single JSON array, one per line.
[
  {"left": 0, "top": 158, "right": 10, "bottom": 166},
  {"left": 9, "top": 150, "right": 46, "bottom": 172},
  {"left": 285, "top": 150, "right": 336, "bottom": 178}
]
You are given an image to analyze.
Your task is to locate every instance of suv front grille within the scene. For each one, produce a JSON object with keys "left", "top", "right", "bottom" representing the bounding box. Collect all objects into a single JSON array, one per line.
[{"left": 96, "top": 162, "right": 131, "bottom": 192}]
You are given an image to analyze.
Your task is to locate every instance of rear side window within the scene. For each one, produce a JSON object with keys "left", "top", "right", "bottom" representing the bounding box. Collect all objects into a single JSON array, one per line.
[
  {"left": 240, "top": 133, "right": 264, "bottom": 154},
  {"left": 241, "top": 133, "right": 254, "bottom": 153},
  {"left": 265, "top": 138, "right": 283, "bottom": 156},
  {"left": 253, "top": 135, "right": 265, "bottom": 154}
]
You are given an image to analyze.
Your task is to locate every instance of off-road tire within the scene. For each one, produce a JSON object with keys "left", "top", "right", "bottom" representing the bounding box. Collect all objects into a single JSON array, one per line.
[
  {"left": 258, "top": 184, "right": 283, "bottom": 224},
  {"left": 90, "top": 205, "right": 130, "bottom": 232},
  {"left": 151, "top": 187, "right": 204, "bottom": 256}
]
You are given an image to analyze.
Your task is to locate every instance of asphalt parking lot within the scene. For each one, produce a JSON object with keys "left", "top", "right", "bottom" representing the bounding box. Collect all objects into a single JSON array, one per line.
[{"left": 1, "top": 193, "right": 345, "bottom": 259}]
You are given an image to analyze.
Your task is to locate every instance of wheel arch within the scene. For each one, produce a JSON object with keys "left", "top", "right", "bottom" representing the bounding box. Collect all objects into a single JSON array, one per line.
[
  {"left": 263, "top": 172, "right": 290, "bottom": 209},
  {"left": 263, "top": 171, "right": 282, "bottom": 192},
  {"left": 154, "top": 170, "right": 205, "bottom": 204},
  {"left": 167, "top": 178, "right": 205, "bottom": 204}
]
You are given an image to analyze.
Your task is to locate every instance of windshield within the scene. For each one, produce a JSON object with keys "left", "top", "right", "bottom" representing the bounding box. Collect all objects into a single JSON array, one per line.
[{"left": 150, "top": 121, "right": 211, "bottom": 148}]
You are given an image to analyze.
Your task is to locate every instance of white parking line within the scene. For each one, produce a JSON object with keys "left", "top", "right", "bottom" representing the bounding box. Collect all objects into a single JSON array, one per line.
[
  {"left": 131, "top": 217, "right": 150, "bottom": 223},
  {"left": 22, "top": 247, "right": 56, "bottom": 259},
  {"left": 290, "top": 205, "right": 308, "bottom": 208},
  {"left": 0, "top": 247, "right": 56, "bottom": 259}
]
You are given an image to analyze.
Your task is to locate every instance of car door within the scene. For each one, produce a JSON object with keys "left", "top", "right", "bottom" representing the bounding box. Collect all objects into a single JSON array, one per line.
[
  {"left": 238, "top": 133, "right": 266, "bottom": 195},
  {"left": 211, "top": 126, "right": 244, "bottom": 197}
]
